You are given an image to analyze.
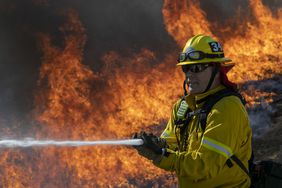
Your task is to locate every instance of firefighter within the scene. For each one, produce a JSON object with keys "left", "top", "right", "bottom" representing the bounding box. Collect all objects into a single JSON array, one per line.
[{"left": 133, "top": 34, "right": 252, "bottom": 187}]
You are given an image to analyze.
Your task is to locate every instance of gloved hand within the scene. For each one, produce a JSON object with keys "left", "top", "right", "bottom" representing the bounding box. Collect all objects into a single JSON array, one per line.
[{"left": 132, "top": 131, "right": 168, "bottom": 164}]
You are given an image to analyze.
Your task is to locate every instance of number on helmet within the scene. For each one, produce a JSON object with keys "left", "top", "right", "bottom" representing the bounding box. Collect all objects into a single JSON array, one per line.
[{"left": 209, "top": 42, "right": 223, "bottom": 52}]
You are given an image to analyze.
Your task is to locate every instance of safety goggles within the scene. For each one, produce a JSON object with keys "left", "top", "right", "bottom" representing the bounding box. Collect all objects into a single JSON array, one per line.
[
  {"left": 181, "top": 63, "right": 212, "bottom": 73},
  {"left": 178, "top": 51, "right": 224, "bottom": 62}
]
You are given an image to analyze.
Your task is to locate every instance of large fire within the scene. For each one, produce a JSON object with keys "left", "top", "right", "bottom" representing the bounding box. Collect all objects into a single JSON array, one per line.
[{"left": 0, "top": 0, "right": 281, "bottom": 187}]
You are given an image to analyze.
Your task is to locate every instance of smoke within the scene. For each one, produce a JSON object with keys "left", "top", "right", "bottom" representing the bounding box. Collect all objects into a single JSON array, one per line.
[
  {"left": 199, "top": 0, "right": 282, "bottom": 39},
  {"left": 66, "top": 0, "right": 177, "bottom": 68},
  {"left": 200, "top": 0, "right": 249, "bottom": 20},
  {"left": 0, "top": 1, "right": 62, "bottom": 136},
  {"left": 242, "top": 74, "right": 282, "bottom": 136},
  {"left": 199, "top": 0, "right": 281, "bottom": 21},
  {"left": 262, "top": 0, "right": 282, "bottom": 15}
]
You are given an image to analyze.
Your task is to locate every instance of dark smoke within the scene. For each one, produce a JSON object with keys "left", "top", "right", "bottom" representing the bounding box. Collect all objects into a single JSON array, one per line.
[
  {"left": 0, "top": 0, "right": 66, "bottom": 136},
  {"left": 199, "top": 0, "right": 282, "bottom": 40}
]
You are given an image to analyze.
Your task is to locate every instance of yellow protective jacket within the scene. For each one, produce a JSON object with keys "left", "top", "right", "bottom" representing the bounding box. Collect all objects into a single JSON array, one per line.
[{"left": 156, "top": 85, "right": 252, "bottom": 188}]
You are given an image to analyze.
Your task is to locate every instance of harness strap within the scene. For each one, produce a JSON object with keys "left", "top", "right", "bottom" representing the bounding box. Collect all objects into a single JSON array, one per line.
[
  {"left": 229, "top": 155, "right": 251, "bottom": 178},
  {"left": 183, "top": 80, "right": 188, "bottom": 96},
  {"left": 199, "top": 89, "right": 246, "bottom": 131},
  {"left": 202, "top": 136, "right": 250, "bottom": 178}
]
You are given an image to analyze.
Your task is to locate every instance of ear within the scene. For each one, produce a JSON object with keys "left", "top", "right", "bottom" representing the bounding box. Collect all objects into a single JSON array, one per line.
[{"left": 220, "top": 64, "right": 234, "bottom": 73}]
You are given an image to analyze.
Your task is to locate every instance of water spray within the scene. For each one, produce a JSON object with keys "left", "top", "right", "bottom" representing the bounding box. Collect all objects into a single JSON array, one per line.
[{"left": 0, "top": 138, "right": 144, "bottom": 148}]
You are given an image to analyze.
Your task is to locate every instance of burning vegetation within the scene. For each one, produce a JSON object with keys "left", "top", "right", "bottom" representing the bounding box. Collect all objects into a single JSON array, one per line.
[{"left": 0, "top": 0, "right": 281, "bottom": 187}]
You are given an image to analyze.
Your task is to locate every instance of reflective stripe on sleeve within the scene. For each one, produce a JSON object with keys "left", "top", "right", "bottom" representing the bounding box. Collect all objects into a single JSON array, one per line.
[{"left": 202, "top": 137, "right": 233, "bottom": 158}]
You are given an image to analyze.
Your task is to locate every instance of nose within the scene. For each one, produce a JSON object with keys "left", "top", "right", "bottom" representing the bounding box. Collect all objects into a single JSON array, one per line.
[{"left": 185, "top": 71, "right": 197, "bottom": 79}]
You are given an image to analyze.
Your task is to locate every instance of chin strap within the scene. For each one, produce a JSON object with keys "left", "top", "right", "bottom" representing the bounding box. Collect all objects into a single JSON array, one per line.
[
  {"left": 203, "top": 64, "right": 220, "bottom": 93},
  {"left": 183, "top": 79, "right": 188, "bottom": 96}
]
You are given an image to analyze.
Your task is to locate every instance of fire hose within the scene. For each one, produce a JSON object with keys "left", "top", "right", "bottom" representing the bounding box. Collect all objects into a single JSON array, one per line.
[{"left": 0, "top": 138, "right": 144, "bottom": 148}]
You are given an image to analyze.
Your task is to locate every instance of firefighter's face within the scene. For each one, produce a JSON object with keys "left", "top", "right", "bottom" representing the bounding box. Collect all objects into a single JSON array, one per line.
[{"left": 184, "top": 64, "right": 216, "bottom": 95}]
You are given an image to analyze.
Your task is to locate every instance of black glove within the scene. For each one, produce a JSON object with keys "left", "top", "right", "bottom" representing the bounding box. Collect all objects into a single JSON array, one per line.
[{"left": 132, "top": 131, "right": 168, "bottom": 164}]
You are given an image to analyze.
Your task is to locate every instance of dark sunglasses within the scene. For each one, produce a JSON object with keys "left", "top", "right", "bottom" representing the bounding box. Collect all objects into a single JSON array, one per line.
[
  {"left": 178, "top": 51, "right": 224, "bottom": 62},
  {"left": 181, "top": 63, "right": 212, "bottom": 73}
]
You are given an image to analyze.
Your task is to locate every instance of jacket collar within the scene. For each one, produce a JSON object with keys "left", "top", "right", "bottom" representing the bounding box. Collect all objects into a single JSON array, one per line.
[{"left": 185, "top": 85, "right": 226, "bottom": 111}]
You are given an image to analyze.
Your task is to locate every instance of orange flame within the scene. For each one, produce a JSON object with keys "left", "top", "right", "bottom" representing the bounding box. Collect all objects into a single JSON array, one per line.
[
  {"left": 162, "top": 0, "right": 212, "bottom": 46},
  {"left": 33, "top": 10, "right": 177, "bottom": 187}
]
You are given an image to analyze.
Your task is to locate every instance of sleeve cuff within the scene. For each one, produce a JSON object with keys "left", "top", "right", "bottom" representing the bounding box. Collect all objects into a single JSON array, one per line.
[{"left": 154, "top": 149, "right": 176, "bottom": 171}]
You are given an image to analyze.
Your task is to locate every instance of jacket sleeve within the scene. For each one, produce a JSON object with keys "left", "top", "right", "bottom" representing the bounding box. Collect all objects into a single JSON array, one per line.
[{"left": 155, "top": 96, "right": 252, "bottom": 181}]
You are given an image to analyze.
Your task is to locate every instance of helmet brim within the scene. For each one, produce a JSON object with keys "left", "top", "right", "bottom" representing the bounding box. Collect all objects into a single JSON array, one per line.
[{"left": 176, "top": 57, "right": 232, "bottom": 66}]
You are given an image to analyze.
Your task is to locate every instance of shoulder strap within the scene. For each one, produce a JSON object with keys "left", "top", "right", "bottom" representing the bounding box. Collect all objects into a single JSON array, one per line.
[
  {"left": 228, "top": 155, "right": 251, "bottom": 178},
  {"left": 199, "top": 89, "right": 245, "bottom": 132}
]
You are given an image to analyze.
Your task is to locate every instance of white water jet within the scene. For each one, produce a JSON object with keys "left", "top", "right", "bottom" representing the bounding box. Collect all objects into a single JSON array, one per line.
[{"left": 0, "top": 138, "right": 144, "bottom": 148}]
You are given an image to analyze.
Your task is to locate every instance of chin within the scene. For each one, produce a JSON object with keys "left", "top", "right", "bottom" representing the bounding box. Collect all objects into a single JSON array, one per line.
[
  {"left": 189, "top": 88, "right": 203, "bottom": 95},
  {"left": 190, "top": 91, "right": 201, "bottom": 95},
  {"left": 188, "top": 89, "right": 198, "bottom": 95}
]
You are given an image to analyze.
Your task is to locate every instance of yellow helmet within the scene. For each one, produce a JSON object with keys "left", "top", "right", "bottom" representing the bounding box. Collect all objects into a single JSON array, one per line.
[{"left": 177, "top": 34, "right": 233, "bottom": 66}]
